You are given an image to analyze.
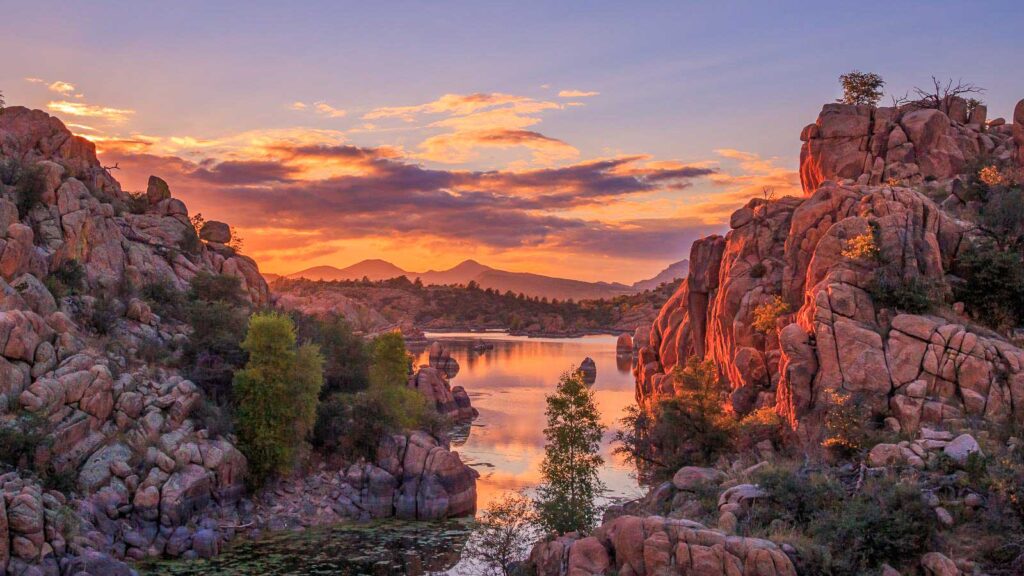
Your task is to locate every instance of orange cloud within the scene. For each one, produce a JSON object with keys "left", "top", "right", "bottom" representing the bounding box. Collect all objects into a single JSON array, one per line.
[
  {"left": 48, "top": 81, "right": 76, "bottom": 95},
  {"left": 290, "top": 100, "right": 347, "bottom": 118},
  {"left": 47, "top": 100, "right": 134, "bottom": 122},
  {"left": 558, "top": 89, "right": 599, "bottom": 98},
  {"left": 364, "top": 92, "right": 533, "bottom": 121},
  {"left": 313, "top": 101, "right": 347, "bottom": 118},
  {"left": 419, "top": 128, "right": 578, "bottom": 164}
]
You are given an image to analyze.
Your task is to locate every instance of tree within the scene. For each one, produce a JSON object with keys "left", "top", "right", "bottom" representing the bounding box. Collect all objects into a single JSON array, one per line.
[
  {"left": 369, "top": 331, "right": 411, "bottom": 389},
  {"left": 616, "top": 359, "right": 735, "bottom": 475},
  {"left": 838, "top": 71, "right": 885, "bottom": 106},
  {"left": 535, "top": 369, "right": 605, "bottom": 534},
  {"left": 233, "top": 312, "right": 323, "bottom": 484},
  {"left": 911, "top": 76, "right": 984, "bottom": 110},
  {"left": 466, "top": 492, "right": 541, "bottom": 576},
  {"left": 0, "top": 90, "right": 5, "bottom": 114},
  {"left": 292, "top": 313, "right": 370, "bottom": 395}
]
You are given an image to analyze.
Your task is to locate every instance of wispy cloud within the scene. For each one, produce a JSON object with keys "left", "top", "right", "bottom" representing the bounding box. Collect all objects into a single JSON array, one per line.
[
  {"left": 364, "top": 92, "right": 532, "bottom": 121},
  {"left": 289, "top": 100, "right": 347, "bottom": 118},
  {"left": 47, "top": 100, "right": 135, "bottom": 122},
  {"left": 363, "top": 92, "right": 575, "bottom": 165},
  {"left": 48, "top": 81, "right": 76, "bottom": 95},
  {"left": 313, "top": 101, "right": 346, "bottom": 118},
  {"left": 558, "top": 89, "right": 599, "bottom": 98}
]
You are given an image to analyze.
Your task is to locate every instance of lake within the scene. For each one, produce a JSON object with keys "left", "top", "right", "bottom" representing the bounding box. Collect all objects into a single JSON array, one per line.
[
  {"left": 142, "top": 332, "right": 643, "bottom": 575},
  {"left": 412, "top": 331, "right": 644, "bottom": 512}
]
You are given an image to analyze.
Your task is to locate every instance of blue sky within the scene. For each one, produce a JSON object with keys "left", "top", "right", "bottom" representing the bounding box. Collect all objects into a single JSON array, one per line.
[{"left": 3, "top": 1, "right": 1022, "bottom": 280}]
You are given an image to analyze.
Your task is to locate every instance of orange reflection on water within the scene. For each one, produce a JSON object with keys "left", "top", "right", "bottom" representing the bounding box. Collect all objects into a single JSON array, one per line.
[{"left": 414, "top": 333, "right": 645, "bottom": 513}]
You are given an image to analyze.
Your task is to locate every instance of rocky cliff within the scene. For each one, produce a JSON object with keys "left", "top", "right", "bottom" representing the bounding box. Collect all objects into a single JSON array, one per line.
[
  {"left": 636, "top": 95, "right": 1024, "bottom": 443},
  {"left": 0, "top": 107, "right": 476, "bottom": 574}
]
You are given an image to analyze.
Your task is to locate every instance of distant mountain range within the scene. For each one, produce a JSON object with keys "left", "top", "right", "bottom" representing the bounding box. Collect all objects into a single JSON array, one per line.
[{"left": 278, "top": 258, "right": 688, "bottom": 301}]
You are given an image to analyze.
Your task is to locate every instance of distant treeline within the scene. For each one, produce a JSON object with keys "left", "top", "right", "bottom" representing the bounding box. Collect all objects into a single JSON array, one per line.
[{"left": 271, "top": 275, "right": 682, "bottom": 334}]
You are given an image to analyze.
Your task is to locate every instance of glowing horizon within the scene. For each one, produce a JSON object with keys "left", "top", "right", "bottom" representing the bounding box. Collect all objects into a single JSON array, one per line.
[{"left": 4, "top": 1, "right": 1022, "bottom": 283}]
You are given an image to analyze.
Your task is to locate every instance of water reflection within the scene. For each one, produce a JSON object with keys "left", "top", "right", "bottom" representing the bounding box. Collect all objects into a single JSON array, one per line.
[
  {"left": 141, "top": 334, "right": 644, "bottom": 576},
  {"left": 413, "top": 332, "right": 644, "bottom": 512}
]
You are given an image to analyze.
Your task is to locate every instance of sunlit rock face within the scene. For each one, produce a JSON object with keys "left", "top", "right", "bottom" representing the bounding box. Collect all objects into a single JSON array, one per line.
[
  {"left": 637, "top": 97, "right": 1024, "bottom": 443},
  {"left": 530, "top": 515, "right": 797, "bottom": 576},
  {"left": 0, "top": 106, "right": 269, "bottom": 307},
  {"left": 799, "top": 96, "right": 1017, "bottom": 193}
]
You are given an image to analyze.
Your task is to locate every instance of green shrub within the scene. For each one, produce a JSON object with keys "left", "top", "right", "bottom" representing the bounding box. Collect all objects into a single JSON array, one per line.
[
  {"left": 184, "top": 300, "right": 249, "bottom": 401},
  {"left": 812, "top": 478, "right": 935, "bottom": 574},
  {"left": 752, "top": 296, "right": 789, "bottom": 333},
  {"left": 535, "top": 369, "right": 605, "bottom": 534},
  {"left": 0, "top": 416, "right": 48, "bottom": 468},
  {"left": 368, "top": 332, "right": 412, "bottom": 389},
  {"left": 177, "top": 228, "right": 202, "bottom": 256},
  {"left": 0, "top": 157, "right": 22, "bottom": 186},
  {"left": 125, "top": 191, "right": 149, "bottom": 215},
  {"left": 46, "top": 259, "right": 86, "bottom": 299},
  {"left": 189, "top": 272, "right": 246, "bottom": 306},
  {"left": 14, "top": 164, "right": 47, "bottom": 218},
  {"left": 615, "top": 359, "right": 735, "bottom": 474},
  {"left": 189, "top": 394, "right": 235, "bottom": 439},
  {"left": 86, "top": 295, "right": 119, "bottom": 335},
  {"left": 40, "top": 467, "right": 77, "bottom": 493},
  {"left": 233, "top": 312, "right": 323, "bottom": 484},
  {"left": 141, "top": 279, "right": 187, "bottom": 320},
  {"left": 821, "top": 389, "right": 876, "bottom": 458},
  {"left": 314, "top": 392, "right": 390, "bottom": 461},
  {"left": 743, "top": 465, "right": 844, "bottom": 532},
  {"left": 953, "top": 240, "right": 1024, "bottom": 332},
  {"left": 736, "top": 406, "right": 786, "bottom": 452},
  {"left": 867, "top": 268, "right": 939, "bottom": 314},
  {"left": 980, "top": 187, "right": 1024, "bottom": 247},
  {"left": 292, "top": 313, "right": 370, "bottom": 395}
]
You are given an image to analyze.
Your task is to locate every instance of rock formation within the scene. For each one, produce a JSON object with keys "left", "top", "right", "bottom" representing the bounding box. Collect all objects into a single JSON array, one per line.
[
  {"left": 530, "top": 515, "right": 796, "bottom": 576},
  {"left": 0, "top": 107, "right": 477, "bottom": 572},
  {"left": 636, "top": 96, "right": 1024, "bottom": 442},
  {"left": 409, "top": 342, "right": 477, "bottom": 422},
  {"left": 800, "top": 96, "right": 1016, "bottom": 191},
  {"left": 578, "top": 356, "right": 597, "bottom": 385}
]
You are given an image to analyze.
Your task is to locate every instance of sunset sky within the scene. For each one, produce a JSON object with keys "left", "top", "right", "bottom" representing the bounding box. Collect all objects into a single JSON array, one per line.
[{"left": 3, "top": 1, "right": 1023, "bottom": 282}]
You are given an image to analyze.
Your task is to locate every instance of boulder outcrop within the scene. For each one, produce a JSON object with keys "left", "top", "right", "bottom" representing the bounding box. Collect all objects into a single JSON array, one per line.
[
  {"left": 637, "top": 98, "right": 1024, "bottom": 442},
  {"left": 530, "top": 515, "right": 796, "bottom": 576},
  {"left": 800, "top": 97, "right": 1018, "bottom": 192},
  {"left": 0, "top": 107, "right": 278, "bottom": 572},
  {"left": 409, "top": 341, "right": 477, "bottom": 422}
]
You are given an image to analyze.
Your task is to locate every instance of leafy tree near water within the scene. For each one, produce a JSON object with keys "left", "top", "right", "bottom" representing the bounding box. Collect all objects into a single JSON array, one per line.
[
  {"left": 614, "top": 358, "right": 736, "bottom": 477},
  {"left": 313, "top": 331, "right": 438, "bottom": 460},
  {"left": 233, "top": 312, "right": 323, "bottom": 484},
  {"left": 466, "top": 491, "right": 541, "bottom": 576},
  {"left": 535, "top": 368, "right": 605, "bottom": 534}
]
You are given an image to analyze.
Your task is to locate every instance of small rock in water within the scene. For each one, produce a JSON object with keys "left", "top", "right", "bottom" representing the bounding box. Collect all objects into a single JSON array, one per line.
[{"left": 578, "top": 357, "right": 597, "bottom": 384}]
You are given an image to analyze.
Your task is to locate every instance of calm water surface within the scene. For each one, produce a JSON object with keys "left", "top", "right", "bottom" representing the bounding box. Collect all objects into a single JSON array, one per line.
[
  {"left": 143, "top": 333, "right": 642, "bottom": 575},
  {"left": 413, "top": 331, "right": 644, "bottom": 512}
]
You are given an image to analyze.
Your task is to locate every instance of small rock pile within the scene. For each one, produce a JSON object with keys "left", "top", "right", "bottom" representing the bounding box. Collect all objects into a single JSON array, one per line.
[
  {"left": 251, "top": 430, "right": 478, "bottom": 527},
  {"left": 409, "top": 342, "right": 477, "bottom": 422}
]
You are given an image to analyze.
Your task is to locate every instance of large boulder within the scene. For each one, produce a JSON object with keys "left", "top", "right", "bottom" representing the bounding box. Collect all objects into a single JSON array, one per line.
[
  {"left": 532, "top": 515, "right": 796, "bottom": 576},
  {"left": 146, "top": 175, "right": 171, "bottom": 204},
  {"left": 199, "top": 220, "right": 231, "bottom": 244}
]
